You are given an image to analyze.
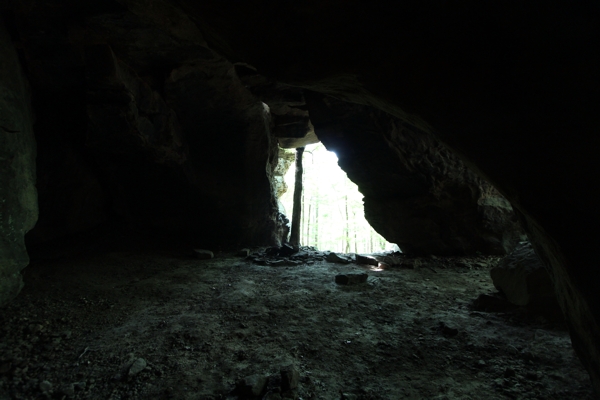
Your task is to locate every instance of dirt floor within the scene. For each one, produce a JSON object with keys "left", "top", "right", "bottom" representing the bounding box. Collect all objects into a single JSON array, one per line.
[{"left": 0, "top": 241, "right": 595, "bottom": 400}]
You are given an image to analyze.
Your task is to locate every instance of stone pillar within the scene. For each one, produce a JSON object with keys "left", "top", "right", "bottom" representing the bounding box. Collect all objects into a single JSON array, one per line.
[{"left": 0, "top": 19, "right": 38, "bottom": 305}]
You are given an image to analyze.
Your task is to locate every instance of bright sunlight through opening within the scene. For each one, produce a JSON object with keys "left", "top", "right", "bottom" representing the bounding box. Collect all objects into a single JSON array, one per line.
[{"left": 280, "top": 143, "right": 398, "bottom": 253}]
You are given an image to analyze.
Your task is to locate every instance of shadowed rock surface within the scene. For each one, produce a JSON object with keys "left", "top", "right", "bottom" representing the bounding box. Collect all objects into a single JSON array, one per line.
[
  {"left": 307, "top": 96, "right": 525, "bottom": 256},
  {"left": 491, "top": 241, "right": 556, "bottom": 307},
  {"left": 0, "top": 19, "right": 37, "bottom": 305},
  {"left": 1, "top": 0, "right": 600, "bottom": 395}
]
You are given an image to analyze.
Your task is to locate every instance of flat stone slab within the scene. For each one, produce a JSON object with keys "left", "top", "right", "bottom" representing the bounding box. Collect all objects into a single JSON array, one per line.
[
  {"left": 335, "top": 274, "right": 368, "bottom": 285},
  {"left": 355, "top": 254, "right": 378, "bottom": 266},
  {"left": 326, "top": 252, "right": 352, "bottom": 264}
]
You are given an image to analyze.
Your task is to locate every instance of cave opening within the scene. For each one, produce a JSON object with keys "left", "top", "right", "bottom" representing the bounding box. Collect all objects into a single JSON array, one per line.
[{"left": 279, "top": 143, "right": 396, "bottom": 254}]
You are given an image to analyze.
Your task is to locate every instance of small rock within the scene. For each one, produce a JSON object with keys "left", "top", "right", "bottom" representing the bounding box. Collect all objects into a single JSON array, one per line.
[
  {"left": 73, "top": 381, "right": 86, "bottom": 391},
  {"left": 39, "top": 380, "right": 52, "bottom": 392},
  {"left": 280, "top": 365, "right": 300, "bottom": 391},
  {"left": 238, "top": 248, "right": 250, "bottom": 257},
  {"left": 128, "top": 358, "right": 147, "bottom": 376},
  {"left": 279, "top": 243, "right": 297, "bottom": 257},
  {"left": 477, "top": 360, "right": 486, "bottom": 367},
  {"left": 193, "top": 249, "right": 214, "bottom": 259},
  {"left": 439, "top": 322, "right": 459, "bottom": 337},
  {"left": 292, "top": 251, "right": 309, "bottom": 260},
  {"left": 335, "top": 274, "right": 368, "bottom": 285},
  {"left": 493, "top": 378, "right": 506, "bottom": 387},
  {"left": 61, "top": 383, "right": 75, "bottom": 396},
  {"left": 236, "top": 374, "right": 268, "bottom": 398},
  {"left": 355, "top": 254, "right": 378, "bottom": 266}
]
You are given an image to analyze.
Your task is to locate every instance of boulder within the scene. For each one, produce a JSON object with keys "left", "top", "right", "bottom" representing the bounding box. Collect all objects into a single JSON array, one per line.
[
  {"left": 490, "top": 242, "right": 555, "bottom": 306},
  {"left": 235, "top": 374, "right": 268, "bottom": 399}
]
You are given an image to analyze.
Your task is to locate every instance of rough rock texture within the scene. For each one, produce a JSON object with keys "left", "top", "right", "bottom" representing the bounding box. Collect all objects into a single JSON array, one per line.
[
  {"left": 308, "top": 96, "right": 524, "bottom": 255},
  {"left": 163, "top": 57, "right": 282, "bottom": 244},
  {"left": 85, "top": 44, "right": 187, "bottom": 165},
  {"left": 2, "top": 0, "right": 600, "bottom": 395},
  {"left": 273, "top": 148, "right": 295, "bottom": 198},
  {"left": 239, "top": 71, "right": 318, "bottom": 149},
  {"left": 0, "top": 19, "right": 38, "bottom": 305},
  {"left": 9, "top": 3, "right": 285, "bottom": 249},
  {"left": 491, "top": 241, "right": 555, "bottom": 306}
]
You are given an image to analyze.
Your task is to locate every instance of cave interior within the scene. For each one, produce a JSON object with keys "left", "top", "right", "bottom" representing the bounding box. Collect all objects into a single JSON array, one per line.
[{"left": 1, "top": 1, "right": 600, "bottom": 399}]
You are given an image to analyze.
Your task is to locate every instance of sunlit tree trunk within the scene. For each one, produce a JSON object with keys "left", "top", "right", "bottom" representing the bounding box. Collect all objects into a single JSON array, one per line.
[
  {"left": 301, "top": 191, "right": 305, "bottom": 245},
  {"left": 302, "top": 202, "right": 314, "bottom": 246},
  {"left": 290, "top": 147, "right": 304, "bottom": 246},
  {"left": 354, "top": 210, "right": 358, "bottom": 253},
  {"left": 314, "top": 199, "right": 319, "bottom": 248},
  {"left": 343, "top": 196, "right": 349, "bottom": 252}
]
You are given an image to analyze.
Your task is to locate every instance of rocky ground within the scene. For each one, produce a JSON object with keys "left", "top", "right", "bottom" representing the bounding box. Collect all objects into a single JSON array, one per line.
[{"left": 0, "top": 243, "right": 594, "bottom": 400}]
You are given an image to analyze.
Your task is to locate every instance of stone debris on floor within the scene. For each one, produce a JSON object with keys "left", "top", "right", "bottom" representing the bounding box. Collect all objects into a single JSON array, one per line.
[
  {"left": 246, "top": 246, "right": 404, "bottom": 269},
  {"left": 0, "top": 249, "right": 593, "bottom": 399}
]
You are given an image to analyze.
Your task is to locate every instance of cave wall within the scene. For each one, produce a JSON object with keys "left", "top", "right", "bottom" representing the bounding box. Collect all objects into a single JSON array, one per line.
[
  {"left": 307, "top": 95, "right": 524, "bottom": 255},
  {"left": 0, "top": 17, "right": 37, "bottom": 304},
  {"left": 4, "top": 1, "right": 285, "bottom": 256}
]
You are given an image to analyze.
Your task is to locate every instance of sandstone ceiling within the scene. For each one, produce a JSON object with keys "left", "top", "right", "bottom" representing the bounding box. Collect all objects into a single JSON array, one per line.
[{"left": 1, "top": 0, "right": 600, "bottom": 394}]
